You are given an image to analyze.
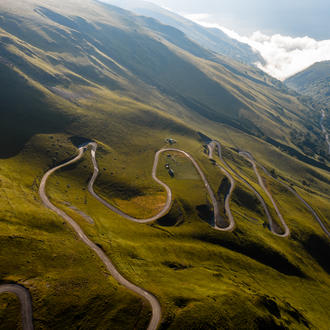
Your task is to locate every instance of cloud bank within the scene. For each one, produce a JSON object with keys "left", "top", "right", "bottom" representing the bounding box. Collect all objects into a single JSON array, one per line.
[{"left": 184, "top": 14, "right": 330, "bottom": 80}]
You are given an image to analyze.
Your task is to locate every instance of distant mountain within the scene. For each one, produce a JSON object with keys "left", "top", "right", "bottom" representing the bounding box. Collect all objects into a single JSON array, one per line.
[
  {"left": 285, "top": 61, "right": 330, "bottom": 108},
  {"left": 99, "top": 0, "right": 264, "bottom": 66}
]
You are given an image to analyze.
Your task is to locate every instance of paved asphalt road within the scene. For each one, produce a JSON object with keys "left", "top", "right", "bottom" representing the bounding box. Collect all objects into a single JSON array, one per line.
[
  {"left": 212, "top": 141, "right": 275, "bottom": 227},
  {"left": 0, "top": 284, "right": 34, "bottom": 330},
  {"left": 208, "top": 142, "right": 235, "bottom": 231},
  {"left": 88, "top": 143, "right": 232, "bottom": 231},
  {"left": 257, "top": 158, "right": 330, "bottom": 238},
  {"left": 37, "top": 139, "right": 329, "bottom": 330},
  {"left": 39, "top": 144, "right": 161, "bottom": 330},
  {"left": 239, "top": 151, "right": 290, "bottom": 237}
]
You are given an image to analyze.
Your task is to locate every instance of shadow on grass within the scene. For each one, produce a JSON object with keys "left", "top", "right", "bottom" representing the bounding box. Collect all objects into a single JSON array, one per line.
[
  {"left": 194, "top": 232, "right": 305, "bottom": 277},
  {"left": 0, "top": 63, "right": 72, "bottom": 159},
  {"left": 302, "top": 234, "right": 330, "bottom": 274}
]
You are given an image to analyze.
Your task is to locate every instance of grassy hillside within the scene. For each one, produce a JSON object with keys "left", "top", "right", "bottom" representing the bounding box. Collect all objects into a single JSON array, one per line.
[
  {"left": 99, "top": 0, "right": 264, "bottom": 66},
  {"left": 0, "top": 0, "right": 326, "bottom": 161},
  {"left": 0, "top": 0, "right": 329, "bottom": 329},
  {"left": 285, "top": 61, "right": 330, "bottom": 108}
]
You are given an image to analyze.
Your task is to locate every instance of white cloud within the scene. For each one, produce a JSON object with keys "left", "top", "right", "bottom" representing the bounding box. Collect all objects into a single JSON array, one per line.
[
  {"left": 183, "top": 14, "right": 330, "bottom": 80},
  {"left": 184, "top": 13, "right": 211, "bottom": 21}
]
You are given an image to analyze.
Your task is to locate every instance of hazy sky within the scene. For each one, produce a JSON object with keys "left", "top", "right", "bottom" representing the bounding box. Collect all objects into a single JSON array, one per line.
[{"left": 146, "top": 0, "right": 329, "bottom": 40}]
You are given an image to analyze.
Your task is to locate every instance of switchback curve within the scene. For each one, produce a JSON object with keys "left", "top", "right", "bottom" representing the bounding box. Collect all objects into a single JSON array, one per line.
[
  {"left": 39, "top": 145, "right": 161, "bottom": 330},
  {"left": 0, "top": 284, "right": 34, "bottom": 330},
  {"left": 239, "top": 151, "right": 290, "bottom": 237},
  {"left": 88, "top": 143, "right": 233, "bottom": 231}
]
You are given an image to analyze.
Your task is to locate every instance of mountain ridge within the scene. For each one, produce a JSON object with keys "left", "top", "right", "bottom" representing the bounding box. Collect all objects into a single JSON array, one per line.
[
  {"left": 285, "top": 60, "right": 330, "bottom": 109},
  {"left": 98, "top": 0, "right": 264, "bottom": 66},
  {"left": 0, "top": 0, "right": 326, "bottom": 162}
]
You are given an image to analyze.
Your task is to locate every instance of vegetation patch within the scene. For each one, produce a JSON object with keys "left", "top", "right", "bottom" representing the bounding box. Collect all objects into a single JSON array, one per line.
[{"left": 0, "top": 293, "right": 21, "bottom": 330}]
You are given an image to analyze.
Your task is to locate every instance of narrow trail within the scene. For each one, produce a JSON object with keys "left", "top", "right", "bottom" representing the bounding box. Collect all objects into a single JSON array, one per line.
[
  {"left": 62, "top": 202, "right": 95, "bottom": 224},
  {"left": 39, "top": 145, "right": 161, "bottom": 330},
  {"left": 0, "top": 284, "right": 34, "bottom": 330},
  {"left": 239, "top": 151, "right": 290, "bottom": 237}
]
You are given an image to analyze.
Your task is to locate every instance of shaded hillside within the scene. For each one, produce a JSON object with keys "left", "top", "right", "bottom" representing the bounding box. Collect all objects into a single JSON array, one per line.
[
  {"left": 0, "top": 63, "right": 73, "bottom": 157},
  {"left": 0, "top": 0, "right": 325, "bottom": 164},
  {"left": 285, "top": 61, "right": 330, "bottom": 108},
  {"left": 99, "top": 0, "right": 264, "bottom": 65}
]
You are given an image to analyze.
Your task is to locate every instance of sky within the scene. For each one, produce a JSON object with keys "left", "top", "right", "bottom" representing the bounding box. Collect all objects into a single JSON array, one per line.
[
  {"left": 147, "top": 0, "right": 329, "bottom": 39},
  {"left": 143, "top": 0, "right": 330, "bottom": 80}
]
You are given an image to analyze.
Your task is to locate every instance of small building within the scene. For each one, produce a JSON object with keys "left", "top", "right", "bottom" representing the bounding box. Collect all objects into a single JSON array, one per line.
[{"left": 165, "top": 138, "right": 177, "bottom": 145}]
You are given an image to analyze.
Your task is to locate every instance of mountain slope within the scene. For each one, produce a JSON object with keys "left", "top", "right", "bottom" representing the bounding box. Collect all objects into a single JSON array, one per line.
[
  {"left": 0, "top": 0, "right": 326, "bottom": 162},
  {"left": 285, "top": 61, "right": 330, "bottom": 108},
  {"left": 100, "top": 0, "right": 264, "bottom": 66},
  {"left": 0, "top": 0, "right": 329, "bottom": 329}
]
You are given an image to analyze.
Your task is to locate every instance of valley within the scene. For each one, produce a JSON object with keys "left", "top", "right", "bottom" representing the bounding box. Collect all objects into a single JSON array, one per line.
[{"left": 0, "top": 0, "right": 329, "bottom": 329}]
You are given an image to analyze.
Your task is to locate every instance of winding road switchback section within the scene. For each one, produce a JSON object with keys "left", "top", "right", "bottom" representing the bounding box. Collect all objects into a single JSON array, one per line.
[
  {"left": 88, "top": 143, "right": 234, "bottom": 231},
  {"left": 239, "top": 151, "right": 290, "bottom": 238},
  {"left": 39, "top": 144, "right": 161, "bottom": 330},
  {"left": 0, "top": 284, "right": 34, "bottom": 330},
  {"left": 37, "top": 139, "right": 329, "bottom": 330},
  {"left": 208, "top": 142, "right": 235, "bottom": 231},
  {"left": 256, "top": 157, "right": 330, "bottom": 238}
]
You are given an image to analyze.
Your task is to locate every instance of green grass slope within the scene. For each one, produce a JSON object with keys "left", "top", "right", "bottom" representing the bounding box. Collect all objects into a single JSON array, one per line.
[
  {"left": 0, "top": 0, "right": 326, "bottom": 162},
  {"left": 0, "top": 0, "right": 329, "bottom": 329}
]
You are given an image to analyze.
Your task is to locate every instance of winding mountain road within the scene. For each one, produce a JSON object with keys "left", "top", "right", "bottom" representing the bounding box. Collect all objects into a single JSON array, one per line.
[
  {"left": 39, "top": 144, "right": 161, "bottom": 330},
  {"left": 0, "top": 284, "right": 34, "bottom": 330},
  {"left": 88, "top": 142, "right": 231, "bottom": 230},
  {"left": 210, "top": 141, "right": 275, "bottom": 231},
  {"left": 239, "top": 151, "right": 290, "bottom": 237},
  {"left": 39, "top": 141, "right": 240, "bottom": 330},
  {"left": 208, "top": 142, "right": 235, "bottom": 231},
  {"left": 37, "top": 139, "right": 329, "bottom": 330},
  {"left": 257, "top": 160, "right": 330, "bottom": 238}
]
